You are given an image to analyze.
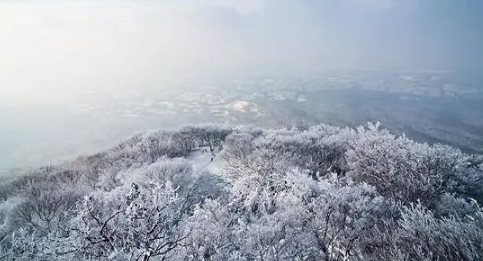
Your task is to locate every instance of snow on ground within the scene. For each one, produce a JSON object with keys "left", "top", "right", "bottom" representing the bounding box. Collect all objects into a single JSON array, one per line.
[
  {"left": 225, "top": 100, "right": 250, "bottom": 112},
  {"left": 187, "top": 147, "right": 223, "bottom": 176}
]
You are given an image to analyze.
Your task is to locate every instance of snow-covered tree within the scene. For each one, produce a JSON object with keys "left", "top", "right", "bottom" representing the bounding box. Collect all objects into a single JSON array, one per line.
[
  {"left": 380, "top": 201, "right": 483, "bottom": 261},
  {"left": 2, "top": 122, "right": 483, "bottom": 261},
  {"left": 346, "top": 122, "right": 483, "bottom": 207},
  {"left": 67, "top": 182, "right": 189, "bottom": 261}
]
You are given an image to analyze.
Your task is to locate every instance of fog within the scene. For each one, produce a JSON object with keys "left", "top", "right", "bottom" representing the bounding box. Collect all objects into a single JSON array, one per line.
[
  {"left": 1, "top": 0, "right": 482, "bottom": 104},
  {"left": 1, "top": 0, "right": 482, "bottom": 178}
]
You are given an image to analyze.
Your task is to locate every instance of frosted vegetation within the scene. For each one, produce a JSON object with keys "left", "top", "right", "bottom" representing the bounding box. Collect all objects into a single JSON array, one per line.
[{"left": 1, "top": 123, "right": 482, "bottom": 260}]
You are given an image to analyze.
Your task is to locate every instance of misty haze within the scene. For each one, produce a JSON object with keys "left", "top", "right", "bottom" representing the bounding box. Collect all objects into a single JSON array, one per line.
[{"left": 1, "top": 1, "right": 483, "bottom": 260}]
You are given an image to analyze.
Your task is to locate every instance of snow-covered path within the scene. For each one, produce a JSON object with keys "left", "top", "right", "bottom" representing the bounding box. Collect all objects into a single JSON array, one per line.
[{"left": 187, "top": 147, "right": 223, "bottom": 175}]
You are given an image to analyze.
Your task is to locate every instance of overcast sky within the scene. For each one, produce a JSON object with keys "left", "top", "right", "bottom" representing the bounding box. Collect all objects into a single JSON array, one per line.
[{"left": 0, "top": 0, "right": 482, "bottom": 104}]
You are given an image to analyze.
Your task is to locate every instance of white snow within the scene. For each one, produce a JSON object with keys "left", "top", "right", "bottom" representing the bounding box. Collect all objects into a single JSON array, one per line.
[
  {"left": 188, "top": 147, "right": 223, "bottom": 175},
  {"left": 225, "top": 100, "right": 250, "bottom": 112}
]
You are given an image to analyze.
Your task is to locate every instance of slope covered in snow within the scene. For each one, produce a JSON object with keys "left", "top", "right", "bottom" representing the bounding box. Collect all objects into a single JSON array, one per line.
[{"left": 1, "top": 123, "right": 482, "bottom": 260}]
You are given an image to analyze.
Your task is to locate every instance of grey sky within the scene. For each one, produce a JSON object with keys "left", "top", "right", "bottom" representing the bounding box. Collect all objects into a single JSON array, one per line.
[{"left": 0, "top": 0, "right": 482, "bottom": 104}]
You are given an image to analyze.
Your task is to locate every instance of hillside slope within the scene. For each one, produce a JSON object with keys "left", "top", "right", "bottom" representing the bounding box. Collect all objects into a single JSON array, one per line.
[{"left": 1, "top": 123, "right": 482, "bottom": 260}]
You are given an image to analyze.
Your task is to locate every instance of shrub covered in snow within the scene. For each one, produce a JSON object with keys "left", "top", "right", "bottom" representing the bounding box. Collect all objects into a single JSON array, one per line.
[{"left": 1, "top": 123, "right": 482, "bottom": 261}]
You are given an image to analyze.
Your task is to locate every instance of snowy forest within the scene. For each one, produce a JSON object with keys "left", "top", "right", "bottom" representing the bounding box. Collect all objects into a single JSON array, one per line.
[{"left": 1, "top": 122, "right": 483, "bottom": 261}]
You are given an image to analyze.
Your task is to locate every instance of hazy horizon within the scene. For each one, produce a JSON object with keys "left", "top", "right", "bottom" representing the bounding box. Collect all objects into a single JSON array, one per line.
[
  {"left": 1, "top": 0, "right": 483, "bottom": 179},
  {"left": 1, "top": 0, "right": 483, "bottom": 104}
]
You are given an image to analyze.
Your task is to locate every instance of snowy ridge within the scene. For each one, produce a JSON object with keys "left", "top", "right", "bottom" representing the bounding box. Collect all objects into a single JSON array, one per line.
[{"left": 0, "top": 123, "right": 482, "bottom": 260}]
